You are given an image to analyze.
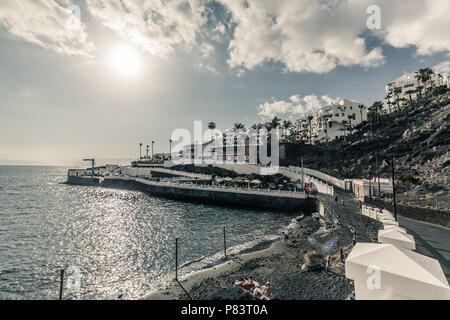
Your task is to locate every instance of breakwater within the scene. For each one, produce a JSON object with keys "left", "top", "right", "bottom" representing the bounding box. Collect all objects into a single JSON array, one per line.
[{"left": 67, "top": 176, "right": 316, "bottom": 213}]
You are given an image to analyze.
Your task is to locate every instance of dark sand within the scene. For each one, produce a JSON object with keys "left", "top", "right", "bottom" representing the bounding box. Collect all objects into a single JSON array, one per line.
[{"left": 145, "top": 214, "right": 381, "bottom": 300}]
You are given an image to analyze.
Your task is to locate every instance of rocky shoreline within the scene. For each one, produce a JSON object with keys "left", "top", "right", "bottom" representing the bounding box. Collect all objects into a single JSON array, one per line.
[{"left": 145, "top": 212, "right": 380, "bottom": 300}]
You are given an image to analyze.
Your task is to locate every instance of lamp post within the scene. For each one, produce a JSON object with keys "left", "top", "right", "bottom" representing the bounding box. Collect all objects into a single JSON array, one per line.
[
  {"left": 169, "top": 139, "right": 173, "bottom": 160},
  {"left": 139, "top": 143, "right": 142, "bottom": 161},
  {"left": 391, "top": 157, "right": 398, "bottom": 221},
  {"left": 375, "top": 152, "right": 381, "bottom": 197},
  {"left": 146, "top": 145, "right": 149, "bottom": 160},
  {"left": 301, "top": 157, "right": 304, "bottom": 189}
]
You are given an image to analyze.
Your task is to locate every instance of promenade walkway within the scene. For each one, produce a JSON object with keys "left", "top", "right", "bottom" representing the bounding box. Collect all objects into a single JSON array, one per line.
[{"left": 398, "top": 216, "right": 450, "bottom": 280}]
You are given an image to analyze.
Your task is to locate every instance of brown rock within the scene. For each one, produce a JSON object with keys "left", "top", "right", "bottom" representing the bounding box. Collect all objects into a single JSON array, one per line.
[{"left": 301, "top": 250, "right": 324, "bottom": 272}]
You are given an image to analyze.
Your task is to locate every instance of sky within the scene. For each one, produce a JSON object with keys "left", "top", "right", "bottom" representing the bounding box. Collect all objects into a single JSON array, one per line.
[{"left": 0, "top": 0, "right": 449, "bottom": 166}]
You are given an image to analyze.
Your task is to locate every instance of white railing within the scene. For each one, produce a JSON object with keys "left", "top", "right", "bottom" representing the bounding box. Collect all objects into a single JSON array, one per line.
[
  {"left": 278, "top": 167, "right": 335, "bottom": 196},
  {"left": 288, "top": 166, "right": 346, "bottom": 189}
]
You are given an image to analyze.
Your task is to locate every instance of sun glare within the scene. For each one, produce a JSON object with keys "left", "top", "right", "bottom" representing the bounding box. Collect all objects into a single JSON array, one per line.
[{"left": 108, "top": 46, "right": 141, "bottom": 77}]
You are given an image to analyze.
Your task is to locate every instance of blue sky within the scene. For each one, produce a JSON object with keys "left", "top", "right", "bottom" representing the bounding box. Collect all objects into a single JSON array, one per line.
[{"left": 0, "top": 0, "right": 449, "bottom": 166}]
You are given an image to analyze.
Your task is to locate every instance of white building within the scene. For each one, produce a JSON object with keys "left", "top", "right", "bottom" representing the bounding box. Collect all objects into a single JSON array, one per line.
[
  {"left": 293, "top": 99, "right": 367, "bottom": 143},
  {"left": 385, "top": 71, "right": 445, "bottom": 111}
]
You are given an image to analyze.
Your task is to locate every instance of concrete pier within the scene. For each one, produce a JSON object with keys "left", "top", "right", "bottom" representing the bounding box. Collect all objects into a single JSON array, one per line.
[{"left": 67, "top": 176, "right": 316, "bottom": 213}]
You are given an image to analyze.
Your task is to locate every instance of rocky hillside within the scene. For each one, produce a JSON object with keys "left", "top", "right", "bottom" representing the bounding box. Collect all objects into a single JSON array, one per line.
[{"left": 281, "top": 91, "right": 450, "bottom": 210}]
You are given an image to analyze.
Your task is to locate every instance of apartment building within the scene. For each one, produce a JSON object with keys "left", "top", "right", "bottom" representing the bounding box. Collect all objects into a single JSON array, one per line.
[
  {"left": 385, "top": 71, "right": 445, "bottom": 110},
  {"left": 293, "top": 99, "right": 366, "bottom": 143}
]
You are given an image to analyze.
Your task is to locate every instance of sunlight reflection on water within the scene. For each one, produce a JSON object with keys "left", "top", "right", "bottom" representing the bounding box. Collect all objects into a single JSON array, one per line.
[{"left": 0, "top": 166, "right": 296, "bottom": 299}]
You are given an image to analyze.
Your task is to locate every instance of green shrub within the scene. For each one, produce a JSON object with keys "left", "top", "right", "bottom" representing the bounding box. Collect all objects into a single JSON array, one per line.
[{"left": 397, "top": 173, "right": 421, "bottom": 186}]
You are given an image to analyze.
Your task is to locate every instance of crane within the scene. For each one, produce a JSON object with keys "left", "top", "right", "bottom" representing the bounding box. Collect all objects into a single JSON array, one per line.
[{"left": 83, "top": 158, "right": 95, "bottom": 178}]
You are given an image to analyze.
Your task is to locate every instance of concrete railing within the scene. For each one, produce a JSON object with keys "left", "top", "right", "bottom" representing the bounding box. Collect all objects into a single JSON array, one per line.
[
  {"left": 288, "top": 166, "right": 346, "bottom": 190},
  {"left": 279, "top": 167, "right": 335, "bottom": 196},
  {"left": 346, "top": 204, "right": 450, "bottom": 300}
]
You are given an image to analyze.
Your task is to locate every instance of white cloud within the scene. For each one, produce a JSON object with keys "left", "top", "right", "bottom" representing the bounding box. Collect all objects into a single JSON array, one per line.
[
  {"left": 217, "top": 0, "right": 450, "bottom": 74},
  {"left": 86, "top": 0, "right": 208, "bottom": 56},
  {"left": 0, "top": 0, "right": 93, "bottom": 57},
  {"left": 258, "top": 94, "right": 339, "bottom": 119},
  {"left": 382, "top": 0, "right": 450, "bottom": 56},
  {"left": 432, "top": 61, "right": 450, "bottom": 77},
  {"left": 219, "top": 0, "right": 385, "bottom": 74},
  {"left": 1, "top": 0, "right": 449, "bottom": 75}
]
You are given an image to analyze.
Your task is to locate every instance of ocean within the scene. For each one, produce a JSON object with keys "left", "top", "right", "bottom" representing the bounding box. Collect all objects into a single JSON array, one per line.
[{"left": 0, "top": 166, "right": 296, "bottom": 299}]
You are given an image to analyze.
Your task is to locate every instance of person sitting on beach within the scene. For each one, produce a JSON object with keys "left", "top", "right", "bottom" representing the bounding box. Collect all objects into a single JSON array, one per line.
[
  {"left": 262, "top": 282, "right": 273, "bottom": 300},
  {"left": 282, "top": 232, "right": 288, "bottom": 244},
  {"left": 252, "top": 287, "right": 263, "bottom": 299}
]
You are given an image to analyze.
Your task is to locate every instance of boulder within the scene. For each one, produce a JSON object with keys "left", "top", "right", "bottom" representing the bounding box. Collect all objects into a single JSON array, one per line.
[{"left": 301, "top": 250, "right": 324, "bottom": 272}]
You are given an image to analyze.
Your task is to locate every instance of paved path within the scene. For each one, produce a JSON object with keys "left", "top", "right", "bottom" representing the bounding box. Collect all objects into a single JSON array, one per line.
[{"left": 398, "top": 216, "right": 450, "bottom": 280}]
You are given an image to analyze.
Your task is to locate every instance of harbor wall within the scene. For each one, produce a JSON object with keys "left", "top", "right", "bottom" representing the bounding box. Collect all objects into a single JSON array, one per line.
[{"left": 67, "top": 176, "right": 316, "bottom": 213}]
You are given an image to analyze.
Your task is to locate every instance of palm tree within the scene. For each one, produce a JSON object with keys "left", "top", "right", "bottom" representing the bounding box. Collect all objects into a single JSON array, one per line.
[
  {"left": 342, "top": 120, "right": 348, "bottom": 142},
  {"left": 152, "top": 141, "right": 155, "bottom": 159},
  {"left": 384, "top": 95, "right": 392, "bottom": 114},
  {"left": 207, "top": 122, "right": 218, "bottom": 141},
  {"left": 347, "top": 115, "right": 355, "bottom": 136},
  {"left": 234, "top": 122, "right": 246, "bottom": 131},
  {"left": 399, "top": 97, "right": 408, "bottom": 110},
  {"left": 369, "top": 101, "right": 383, "bottom": 123},
  {"left": 405, "top": 89, "right": 415, "bottom": 108},
  {"left": 267, "top": 117, "right": 281, "bottom": 131},
  {"left": 282, "top": 120, "right": 292, "bottom": 137},
  {"left": 358, "top": 104, "right": 365, "bottom": 122},
  {"left": 415, "top": 68, "right": 434, "bottom": 99},
  {"left": 307, "top": 115, "right": 314, "bottom": 145}
]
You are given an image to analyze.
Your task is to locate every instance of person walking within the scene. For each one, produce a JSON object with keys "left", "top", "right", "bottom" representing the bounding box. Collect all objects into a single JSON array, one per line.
[
  {"left": 335, "top": 194, "right": 338, "bottom": 203},
  {"left": 342, "top": 198, "right": 345, "bottom": 207}
]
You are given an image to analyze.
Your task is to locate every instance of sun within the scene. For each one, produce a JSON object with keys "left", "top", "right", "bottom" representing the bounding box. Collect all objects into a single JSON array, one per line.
[{"left": 108, "top": 46, "right": 141, "bottom": 77}]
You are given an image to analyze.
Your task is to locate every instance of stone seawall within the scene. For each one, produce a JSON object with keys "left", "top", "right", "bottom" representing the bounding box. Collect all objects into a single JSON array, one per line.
[{"left": 67, "top": 176, "right": 316, "bottom": 213}]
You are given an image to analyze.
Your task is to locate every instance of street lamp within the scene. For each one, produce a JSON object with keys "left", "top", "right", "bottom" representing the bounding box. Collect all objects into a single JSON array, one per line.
[
  {"left": 382, "top": 158, "right": 397, "bottom": 221},
  {"left": 391, "top": 157, "right": 398, "bottom": 221},
  {"left": 139, "top": 143, "right": 142, "bottom": 161},
  {"left": 169, "top": 139, "right": 173, "bottom": 160},
  {"left": 375, "top": 152, "right": 381, "bottom": 196}
]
